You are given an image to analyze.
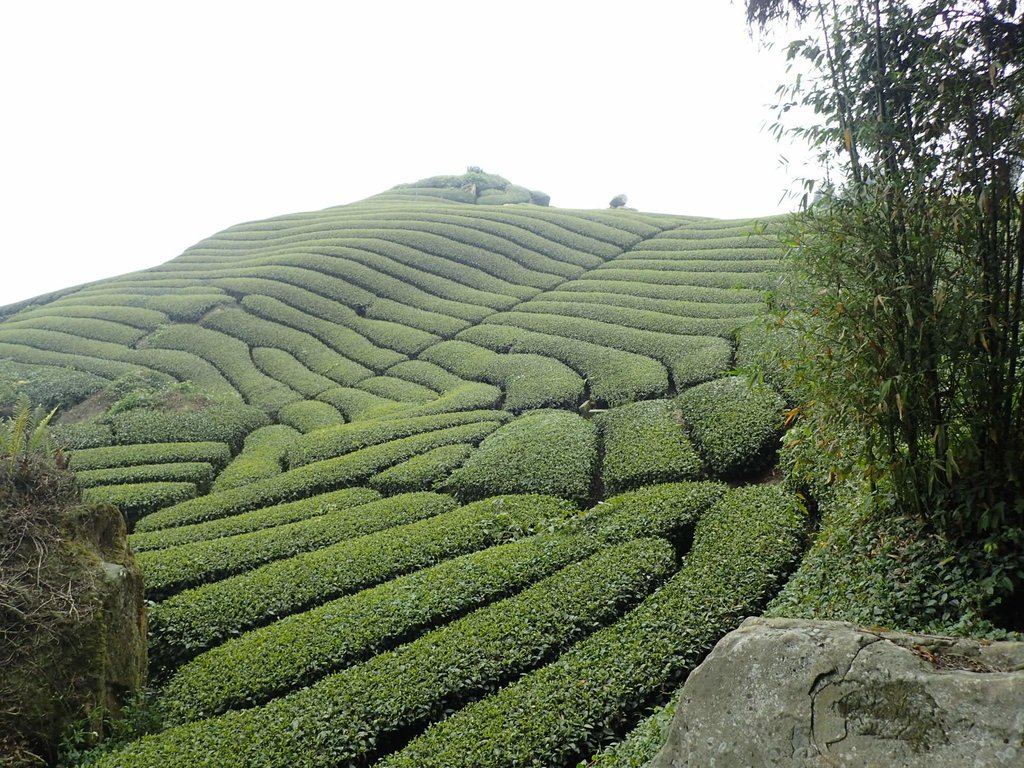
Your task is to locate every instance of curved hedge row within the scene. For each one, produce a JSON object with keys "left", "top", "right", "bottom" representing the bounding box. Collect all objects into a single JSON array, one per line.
[
  {"left": 215, "top": 299, "right": 401, "bottom": 375},
  {"left": 458, "top": 324, "right": 668, "bottom": 406},
  {"left": 101, "top": 539, "right": 675, "bottom": 768},
  {"left": 147, "top": 324, "right": 302, "bottom": 414},
  {"left": 536, "top": 290, "right": 763, "bottom": 320},
  {"left": 0, "top": 359, "right": 108, "bottom": 415},
  {"left": 368, "top": 443, "right": 474, "bottom": 495},
  {"left": 565, "top": 278, "right": 764, "bottom": 305},
  {"left": 355, "top": 375, "right": 438, "bottom": 403},
  {"left": 105, "top": 403, "right": 271, "bottom": 451},
  {"left": 159, "top": 482, "right": 724, "bottom": 720},
  {"left": 250, "top": 348, "right": 337, "bottom": 398},
  {"left": 274, "top": 400, "right": 344, "bottom": 433},
  {"left": 363, "top": 297, "right": 470, "bottom": 337},
  {"left": 378, "top": 484, "right": 807, "bottom": 768},
  {"left": 597, "top": 400, "right": 703, "bottom": 495},
  {"left": 514, "top": 300, "right": 747, "bottom": 340},
  {"left": 69, "top": 441, "right": 232, "bottom": 472},
  {"left": 10, "top": 303, "right": 168, "bottom": 330},
  {"left": 128, "top": 488, "right": 381, "bottom": 552},
  {"left": 2, "top": 315, "right": 147, "bottom": 346},
  {"left": 315, "top": 386, "right": 404, "bottom": 421},
  {"left": 480, "top": 312, "right": 733, "bottom": 390},
  {"left": 287, "top": 410, "right": 509, "bottom": 467},
  {"left": 137, "top": 422, "right": 502, "bottom": 531},
  {"left": 209, "top": 424, "right": 299, "bottom": 492},
  {"left": 138, "top": 492, "right": 457, "bottom": 600},
  {"left": 445, "top": 410, "right": 597, "bottom": 505},
  {"left": 147, "top": 494, "right": 570, "bottom": 669},
  {"left": 82, "top": 481, "right": 198, "bottom": 523},
  {"left": 420, "top": 341, "right": 585, "bottom": 412},
  {"left": 74, "top": 461, "right": 215, "bottom": 492},
  {"left": 383, "top": 360, "right": 466, "bottom": 393},
  {"left": 381, "top": 381, "right": 502, "bottom": 418},
  {"left": 675, "top": 376, "right": 785, "bottom": 479}
]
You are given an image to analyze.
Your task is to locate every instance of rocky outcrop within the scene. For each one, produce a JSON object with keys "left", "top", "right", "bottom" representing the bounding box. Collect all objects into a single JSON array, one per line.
[
  {"left": 651, "top": 617, "right": 1024, "bottom": 768},
  {"left": 1, "top": 501, "right": 145, "bottom": 767}
]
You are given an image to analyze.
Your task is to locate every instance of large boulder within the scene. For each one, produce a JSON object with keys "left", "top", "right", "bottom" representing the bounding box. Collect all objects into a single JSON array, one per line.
[{"left": 652, "top": 617, "right": 1024, "bottom": 768}]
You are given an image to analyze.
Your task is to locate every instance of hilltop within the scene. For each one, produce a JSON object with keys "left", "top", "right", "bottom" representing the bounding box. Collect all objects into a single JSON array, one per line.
[{"left": 0, "top": 173, "right": 802, "bottom": 767}]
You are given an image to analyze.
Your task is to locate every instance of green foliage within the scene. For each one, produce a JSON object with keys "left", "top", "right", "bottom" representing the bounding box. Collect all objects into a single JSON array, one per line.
[
  {"left": 82, "top": 481, "right": 197, "bottom": 523},
  {"left": 765, "top": 482, "right": 1023, "bottom": 639},
  {"left": 0, "top": 359, "right": 106, "bottom": 418},
  {"left": 128, "top": 488, "right": 380, "bottom": 552},
  {"left": 383, "top": 360, "right": 467, "bottom": 393},
  {"left": 137, "top": 492, "right": 456, "bottom": 600},
  {"left": 458, "top": 324, "right": 670, "bottom": 406},
  {"left": 158, "top": 484, "right": 722, "bottom": 721},
  {"left": 675, "top": 376, "right": 785, "bottom": 479},
  {"left": 445, "top": 410, "right": 597, "bottom": 505},
  {"left": 380, "top": 485, "right": 806, "bottom": 767},
  {"left": 753, "top": 0, "right": 1024, "bottom": 539},
  {"left": 136, "top": 422, "right": 502, "bottom": 531},
  {"left": 105, "top": 403, "right": 270, "bottom": 451},
  {"left": 74, "top": 462, "right": 215, "bottom": 492},
  {"left": 50, "top": 422, "right": 114, "bottom": 450},
  {"left": 102, "top": 540, "right": 673, "bottom": 768},
  {"left": 597, "top": 400, "right": 703, "bottom": 495},
  {"left": 143, "top": 292, "right": 235, "bottom": 322},
  {"left": 274, "top": 400, "right": 344, "bottom": 433},
  {"left": 147, "top": 494, "right": 567, "bottom": 670},
  {"left": 355, "top": 375, "right": 438, "bottom": 403},
  {"left": 368, "top": 443, "right": 474, "bottom": 495},
  {"left": 286, "top": 410, "right": 508, "bottom": 467},
  {"left": 421, "top": 341, "right": 585, "bottom": 412},
  {"left": 209, "top": 425, "right": 298, "bottom": 493},
  {"left": 586, "top": 689, "right": 682, "bottom": 768},
  {"left": 69, "top": 441, "right": 232, "bottom": 473}
]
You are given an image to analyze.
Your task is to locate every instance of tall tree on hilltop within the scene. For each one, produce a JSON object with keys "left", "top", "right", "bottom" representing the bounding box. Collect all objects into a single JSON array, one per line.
[{"left": 748, "top": 0, "right": 1023, "bottom": 541}]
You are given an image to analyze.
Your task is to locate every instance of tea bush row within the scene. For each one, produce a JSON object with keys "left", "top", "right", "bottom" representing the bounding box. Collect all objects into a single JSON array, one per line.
[
  {"left": 104, "top": 403, "right": 270, "bottom": 451},
  {"left": 75, "top": 461, "right": 215, "bottom": 492},
  {"left": 83, "top": 481, "right": 198, "bottom": 524},
  {"left": 587, "top": 267, "right": 779, "bottom": 292},
  {"left": 560, "top": 278, "right": 764, "bottom": 305},
  {"left": 160, "top": 482, "right": 724, "bottom": 719},
  {"left": 11, "top": 303, "right": 167, "bottom": 330},
  {"left": 445, "top": 410, "right": 596, "bottom": 505},
  {"left": 355, "top": 375, "right": 437, "bottom": 403},
  {"left": 275, "top": 400, "right": 344, "bottom": 433},
  {"left": 69, "top": 441, "right": 232, "bottom": 472},
  {"left": 211, "top": 425, "right": 300, "bottom": 492},
  {"left": 147, "top": 494, "right": 570, "bottom": 669},
  {"left": 138, "top": 492, "right": 457, "bottom": 600},
  {"left": 250, "top": 348, "right": 337, "bottom": 398},
  {"left": 597, "top": 400, "right": 704, "bottom": 495},
  {"left": 368, "top": 443, "right": 474, "bottom": 495},
  {"left": 420, "top": 340, "right": 584, "bottom": 412},
  {"left": 675, "top": 376, "right": 785, "bottom": 479},
  {"left": 106, "top": 539, "right": 673, "bottom": 768},
  {"left": 128, "top": 488, "right": 380, "bottom": 552},
  {"left": 2, "top": 314, "right": 147, "bottom": 346},
  {"left": 383, "top": 360, "right": 467, "bottom": 393},
  {"left": 286, "top": 409, "right": 509, "bottom": 467},
  {"left": 457, "top": 324, "right": 668, "bottom": 406},
  {"left": 515, "top": 300, "right": 748, "bottom": 339},
  {"left": 532, "top": 290, "right": 763, "bottom": 320},
  {"left": 137, "top": 422, "right": 502, "bottom": 531},
  {"left": 379, "top": 485, "right": 807, "bottom": 768}
]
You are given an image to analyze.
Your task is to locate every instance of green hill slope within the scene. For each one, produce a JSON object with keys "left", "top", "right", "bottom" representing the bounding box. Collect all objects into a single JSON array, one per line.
[{"left": 0, "top": 174, "right": 804, "bottom": 767}]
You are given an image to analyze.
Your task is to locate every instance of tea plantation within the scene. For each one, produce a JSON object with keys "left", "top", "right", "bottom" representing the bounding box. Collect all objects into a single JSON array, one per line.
[{"left": 0, "top": 173, "right": 804, "bottom": 767}]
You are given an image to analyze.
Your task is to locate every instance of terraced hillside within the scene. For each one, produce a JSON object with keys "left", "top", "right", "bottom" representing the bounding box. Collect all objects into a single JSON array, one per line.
[{"left": 0, "top": 173, "right": 805, "bottom": 767}]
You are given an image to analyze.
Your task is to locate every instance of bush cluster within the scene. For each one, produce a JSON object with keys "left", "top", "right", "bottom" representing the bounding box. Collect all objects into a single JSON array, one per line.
[
  {"left": 675, "top": 376, "right": 785, "bottom": 479},
  {"left": 101, "top": 539, "right": 674, "bottom": 768},
  {"left": 69, "top": 441, "right": 232, "bottom": 472},
  {"left": 212, "top": 425, "right": 300, "bottom": 492},
  {"left": 597, "top": 400, "right": 703, "bottom": 495},
  {"left": 286, "top": 410, "right": 508, "bottom": 467},
  {"left": 74, "top": 461, "right": 215, "bottom": 492},
  {"left": 136, "top": 422, "right": 501, "bottom": 531},
  {"left": 147, "top": 494, "right": 570, "bottom": 669},
  {"left": 138, "top": 492, "right": 457, "bottom": 600},
  {"left": 128, "top": 487, "right": 380, "bottom": 552},
  {"left": 105, "top": 403, "right": 270, "bottom": 451},
  {"left": 368, "top": 443, "right": 474, "bottom": 495},
  {"left": 379, "top": 484, "right": 806, "bottom": 767},
  {"left": 445, "top": 410, "right": 597, "bottom": 504}
]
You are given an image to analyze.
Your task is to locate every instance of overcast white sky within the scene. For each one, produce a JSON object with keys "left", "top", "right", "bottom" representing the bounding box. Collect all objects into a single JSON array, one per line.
[{"left": 0, "top": 1, "right": 813, "bottom": 308}]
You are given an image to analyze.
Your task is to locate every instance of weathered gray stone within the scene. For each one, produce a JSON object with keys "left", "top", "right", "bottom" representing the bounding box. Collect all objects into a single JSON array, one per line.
[{"left": 651, "top": 617, "right": 1024, "bottom": 768}]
